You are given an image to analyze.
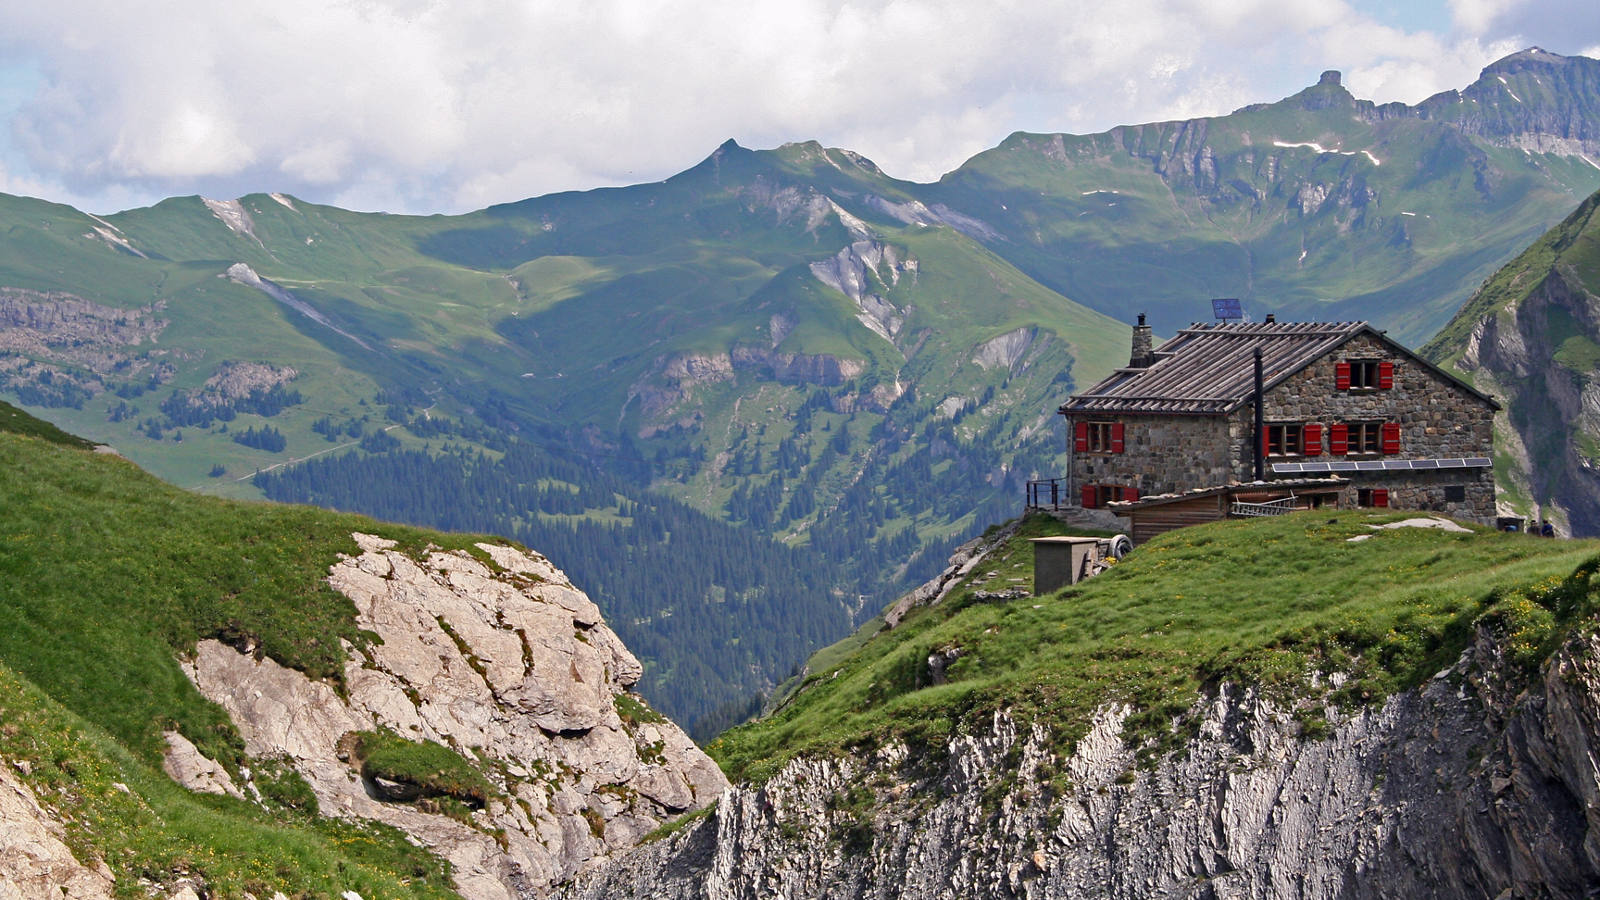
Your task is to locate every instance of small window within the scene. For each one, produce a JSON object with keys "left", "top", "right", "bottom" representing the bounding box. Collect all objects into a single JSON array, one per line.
[
  {"left": 1086, "top": 422, "right": 1115, "bottom": 452},
  {"left": 1266, "top": 423, "right": 1303, "bottom": 456},
  {"left": 1336, "top": 359, "right": 1394, "bottom": 391},
  {"left": 1075, "top": 420, "right": 1125, "bottom": 454},
  {"left": 1345, "top": 422, "right": 1382, "bottom": 454},
  {"left": 1348, "top": 360, "right": 1382, "bottom": 389},
  {"left": 1444, "top": 485, "right": 1467, "bottom": 503},
  {"left": 1357, "top": 487, "right": 1390, "bottom": 508}
]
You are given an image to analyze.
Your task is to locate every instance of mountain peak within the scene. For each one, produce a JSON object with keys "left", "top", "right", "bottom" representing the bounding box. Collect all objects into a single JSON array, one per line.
[
  {"left": 1482, "top": 46, "right": 1572, "bottom": 74},
  {"left": 1282, "top": 69, "right": 1354, "bottom": 111}
]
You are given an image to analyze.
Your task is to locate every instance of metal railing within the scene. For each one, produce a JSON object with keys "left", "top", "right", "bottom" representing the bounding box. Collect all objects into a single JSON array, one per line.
[
  {"left": 1230, "top": 495, "right": 1300, "bottom": 517},
  {"left": 1027, "top": 478, "right": 1065, "bottom": 510}
]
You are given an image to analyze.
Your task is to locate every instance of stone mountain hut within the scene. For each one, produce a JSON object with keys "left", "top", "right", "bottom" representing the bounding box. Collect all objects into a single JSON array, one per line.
[{"left": 1057, "top": 315, "right": 1498, "bottom": 543}]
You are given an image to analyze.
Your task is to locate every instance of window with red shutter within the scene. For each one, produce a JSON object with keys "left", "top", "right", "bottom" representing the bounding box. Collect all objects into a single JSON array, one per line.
[
  {"left": 1122, "top": 486, "right": 1139, "bottom": 502},
  {"left": 1264, "top": 423, "right": 1304, "bottom": 456},
  {"left": 1082, "top": 484, "right": 1097, "bottom": 508},
  {"left": 1373, "top": 488, "right": 1389, "bottom": 507},
  {"left": 1082, "top": 421, "right": 1121, "bottom": 453},
  {"left": 1381, "top": 422, "right": 1401, "bottom": 454},
  {"left": 1303, "top": 423, "right": 1323, "bottom": 457},
  {"left": 1347, "top": 360, "right": 1382, "bottom": 389},
  {"left": 1074, "top": 421, "right": 1088, "bottom": 452},
  {"left": 1329, "top": 423, "right": 1348, "bottom": 455},
  {"left": 1378, "top": 361, "right": 1394, "bottom": 389},
  {"left": 1335, "top": 361, "right": 1351, "bottom": 390}
]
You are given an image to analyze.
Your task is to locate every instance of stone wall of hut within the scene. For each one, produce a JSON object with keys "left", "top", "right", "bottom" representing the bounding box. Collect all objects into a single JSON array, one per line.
[{"left": 1068, "top": 333, "right": 1497, "bottom": 522}]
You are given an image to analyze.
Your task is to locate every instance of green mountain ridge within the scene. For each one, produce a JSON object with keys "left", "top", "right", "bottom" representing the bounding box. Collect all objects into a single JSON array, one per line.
[
  {"left": 1423, "top": 187, "right": 1600, "bottom": 535},
  {"left": 927, "top": 49, "right": 1600, "bottom": 343},
  {"left": 5, "top": 47, "right": 1600, "bottom": 732}
]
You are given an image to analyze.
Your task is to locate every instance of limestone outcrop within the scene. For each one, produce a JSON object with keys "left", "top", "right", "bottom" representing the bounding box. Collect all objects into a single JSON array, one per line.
[
  {"left": 0, "top": 761, "right": 114, "bottom": 900},
  {"left": 1455, "top": 259, "right": 1600, "bottom": 536},
  {"left": 558, "top": 627, "right": 1600, "bottom": 899},
  {"left": 183, "top": 534, "right": 726, "bottom": 900}
]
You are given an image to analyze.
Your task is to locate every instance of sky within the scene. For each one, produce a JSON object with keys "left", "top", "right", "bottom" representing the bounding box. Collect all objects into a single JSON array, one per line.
[{"left": 0, "top": 0, "right": 1596, "bottom": 216}]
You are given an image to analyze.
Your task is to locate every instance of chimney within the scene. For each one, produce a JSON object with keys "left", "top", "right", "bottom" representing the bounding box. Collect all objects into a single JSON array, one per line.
[
  {"left": 1265, "top": 313, "right": 1277, "bottom": 324},
  {"left": 1129, "top": 313, "right": 1154, "bottom": 368}
]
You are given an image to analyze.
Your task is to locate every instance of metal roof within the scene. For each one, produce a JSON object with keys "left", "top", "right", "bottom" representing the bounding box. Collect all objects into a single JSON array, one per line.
[
  {"left": 1062, "top": 321, "right": 1366, "bottom": 415},
  {"left": 1061, "top": 320, "right": 1499, "bottom": 416}
]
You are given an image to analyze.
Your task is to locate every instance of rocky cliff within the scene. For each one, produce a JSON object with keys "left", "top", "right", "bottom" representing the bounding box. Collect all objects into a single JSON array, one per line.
[
  {"left": 174, "top": 533, "right": 726, "bottom": 900},
  {"left": 1426, "top": 189, "right": 1600, "bottom": 536},
  {"left": 559, "top": 623, "right": 1600, "bottom": 899}
]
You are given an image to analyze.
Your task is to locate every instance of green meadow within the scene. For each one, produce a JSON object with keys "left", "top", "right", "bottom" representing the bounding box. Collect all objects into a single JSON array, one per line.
[{"left": 712, "top": 511, "right": 1600, "bottom": 782}]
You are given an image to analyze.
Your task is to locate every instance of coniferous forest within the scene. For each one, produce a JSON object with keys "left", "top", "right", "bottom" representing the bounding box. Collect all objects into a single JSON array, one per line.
[{"left": 254, "top": 406, "right": 1050, "bottom": 737}]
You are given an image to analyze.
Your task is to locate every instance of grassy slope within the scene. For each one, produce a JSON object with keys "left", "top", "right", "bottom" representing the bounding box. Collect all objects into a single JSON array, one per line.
[
  {"left": 711, "top": 511, "right": 1600, "bottom": 783},
  {"left": 0, "top": 405, "right": 499, "bottom": 896},
  {"left": 1422, "top": 189, "right": 1600, "bottom": 365}
]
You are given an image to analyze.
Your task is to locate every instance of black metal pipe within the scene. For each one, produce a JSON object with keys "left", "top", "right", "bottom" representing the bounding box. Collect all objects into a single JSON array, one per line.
[{"left": 1253, "top": 347, "right": 1265, "bottom": 481}]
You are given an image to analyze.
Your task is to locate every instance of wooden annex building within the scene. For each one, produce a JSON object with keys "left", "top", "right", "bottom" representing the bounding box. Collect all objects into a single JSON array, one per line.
[{"left": 1055, "top": 314, "right": 1498, "bottom": 540}]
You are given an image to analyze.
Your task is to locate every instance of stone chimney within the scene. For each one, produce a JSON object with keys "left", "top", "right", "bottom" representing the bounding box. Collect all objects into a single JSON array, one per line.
[
  {"left": 1129, "top": 313, "right": 1154, "bottom": 368},
  {"left": 1265, "top": 313, "right": 1277, "bottom": 324}
]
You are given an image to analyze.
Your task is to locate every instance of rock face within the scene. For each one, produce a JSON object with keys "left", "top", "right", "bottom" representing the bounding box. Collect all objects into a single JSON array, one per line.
[
  {"left": 183, "top": 533, "right": 726, "bottom": 900},
  {"left": 558, "top": 628, "right": 1600, "bottom": 899},
  {"left": 1442, "top": 191, "right": 1600, "bottom": 536},
  {"left": 0, "top": 761, "right": 114, "bottom": 899},
  {"left": 160, "top": 731, "right": 244, "bottom": 799},
  {"left": 0, "top": 288, "right": 171, "bottom": 406}
]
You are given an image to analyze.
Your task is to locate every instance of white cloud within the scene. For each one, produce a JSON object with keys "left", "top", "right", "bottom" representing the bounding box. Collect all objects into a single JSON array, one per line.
[
  {"left": 1449, "top": 0, "right": 1521, "bottom": 34},
  {"left": 0, "top": 0, "right": 1594, "bottom": 214}
]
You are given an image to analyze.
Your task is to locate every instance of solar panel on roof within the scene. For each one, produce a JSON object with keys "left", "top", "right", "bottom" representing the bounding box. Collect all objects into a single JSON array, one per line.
[
  {"left": 1273, "top": 457, "right": 1494, "bottom": 475},
  {"left": 1212, "top": 298, "right": 1243, "bottom": 320}
]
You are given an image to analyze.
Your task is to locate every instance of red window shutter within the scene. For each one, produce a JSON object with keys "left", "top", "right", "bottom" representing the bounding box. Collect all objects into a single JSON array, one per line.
[
  {"left": 1303, "top": 423, "right": 1323, "bottom": 457},
  {"left": 1123, "top": 486, "right": 1138, "bottom": 502},
  {"left": 1329, "top": 423, "right": 1348, "bottom": 455},
  {"left": 1110, "top": 422, "right": 1125, "bottom": 453},
  {"left": 1261, "top": 425, "right": 1270, "bottom": 458},
  {"left": 1378, "top": 361, "right": 1394, "bottom": 389},
  {"left": 1335, "top": 361, "right": 1351, "bottom": 390},
  {"left": 1082, "top": 484, "right": 1097, "bottom": 508},
  {"left": 1381, "top": 422, "right": 1401, "bottom": 454},
  {"left": 1074, "top": 421, "right": 1088, "bottom": 452},
  {"left": 1373, "top": 488, "right": 1389, "bottom": 508}
]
